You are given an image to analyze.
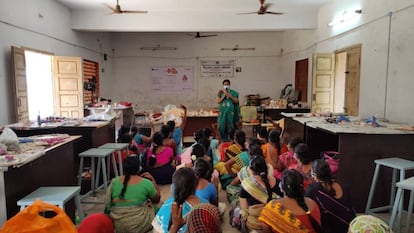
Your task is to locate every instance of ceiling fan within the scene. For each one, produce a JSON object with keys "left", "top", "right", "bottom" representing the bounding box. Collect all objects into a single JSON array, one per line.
[
  {"left": 104, "top": 0, "right": 147, "bottom": 14},
  {"left": 186, "top": 32, "right": 218, "bottom": 39},
  {"left": 239, "top": 0, "right": 284, "bottom": 15}
]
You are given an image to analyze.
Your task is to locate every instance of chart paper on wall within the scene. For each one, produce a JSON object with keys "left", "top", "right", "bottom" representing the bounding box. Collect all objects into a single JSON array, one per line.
[
  {"left": 151, "top": 66, "right": 194, "bottom": 94},
  {"left": 200, "top": 60, "right": 234, "bottom": 77}
]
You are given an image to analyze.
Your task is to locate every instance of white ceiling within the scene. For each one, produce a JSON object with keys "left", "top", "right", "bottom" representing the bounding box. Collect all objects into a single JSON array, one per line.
[{"left": 56, "top": 0, "right": 331, "bottom": 32}]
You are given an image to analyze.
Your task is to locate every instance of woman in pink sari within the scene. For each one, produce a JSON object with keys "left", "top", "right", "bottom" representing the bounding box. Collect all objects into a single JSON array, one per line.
[{"left": 145, "top": 131, "right": 175, "bottom": 184}]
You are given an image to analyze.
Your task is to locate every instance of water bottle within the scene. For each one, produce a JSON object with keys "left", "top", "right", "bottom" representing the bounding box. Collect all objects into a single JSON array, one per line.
[{"left": 37, "top": 111, "right": 41, "bottom": 126}]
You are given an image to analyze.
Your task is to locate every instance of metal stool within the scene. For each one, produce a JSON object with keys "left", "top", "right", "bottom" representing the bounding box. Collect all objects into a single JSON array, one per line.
[
  {"left": 98, "top": 143, "right": 129, "bottom": 176},
  {"left": 78, "top": 148, "right": 115, "bottom": 200},
  {"left": 365, "top": 157, "right": 414, "bottom": 216},
  {"left": 17, "top": 186, "right": 84, "bottom": 222},
  {"left": 389, "top": 176, "right": 414, "bottom": 233}
]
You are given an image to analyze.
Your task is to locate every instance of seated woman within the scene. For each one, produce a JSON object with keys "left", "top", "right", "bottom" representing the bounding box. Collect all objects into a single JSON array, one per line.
[
  {"left": 169, "top": 203, "right": 221, "bottom": 233},
  {"left": 305, "top": 159, "right": 356, "bottom": 233},
  {"left": 77, "top": 213, "right": 114, "bottom": 233},
  {"left": 132, "top": 125, "right": 154, "bottom": 154},
  {"left": 145, "top": 131, "right": 176, "bottom": 184},
  {"left": 261, "top": 129, "right": 283, "bottom": 179},
  {"left": 177, "top": 143, "right": 206, "bottom": 169},
  {"left": 115, "top": 125, "right": 138, "bottom": 162},
  {"left": 348, "top": 215, "right": 393, "bottom": 233},
  {"left": 276, "top": 137, "right": 303, "bottom": 179},
  {"left": 292, "top": 143, "right": 319, "bottom": 190},
  {"left": 239, "top": 155, "right": 278, "bottom": 232},
  {"left": 194, "top": 158, "right": 218, "bottom": 205},
  {"left": 224, "top": 129, "right": 246, "bottom": 161},
  {"left": 167, "top": 105, "right": 187, "bottom": 155},
  {"left": 105, "top": 155, "right": 160, "bottom": 233},
  {"left": 152, "top": 167, "right": 209, "bottom": 233},
  {"left": 259, "top": 169, "right": 323, "bottom": 233},
  {"left": 215, "top": 129, "right": 247, "bottom": 188},
  {"left": 257, "top": 126, "right": 269, "bottom": 144},
  {"left": 225, "top": 140, "right": 264, "bottom": 203},
  {"left": 160, "top": 124, "right": 178, "bottom": 158}
]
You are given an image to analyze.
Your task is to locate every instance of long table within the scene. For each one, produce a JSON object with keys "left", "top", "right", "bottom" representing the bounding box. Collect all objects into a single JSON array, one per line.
[
  {"left": 0, "top": 136, "right": 80, "bottom": 225},
  {"left": 183, "top": 115, "right": 218, "bottom": 138},
  {"left": 9, "top": 120, "right": 115, "bottom": 165},
  {"left": 283, "top": 116, "right": 414, "bottom": 212}
]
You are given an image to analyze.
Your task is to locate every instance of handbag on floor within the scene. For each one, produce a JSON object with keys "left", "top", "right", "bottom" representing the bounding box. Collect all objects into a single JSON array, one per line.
[{"left": 0, "top": 199, "right": 77, "bottom": 233}]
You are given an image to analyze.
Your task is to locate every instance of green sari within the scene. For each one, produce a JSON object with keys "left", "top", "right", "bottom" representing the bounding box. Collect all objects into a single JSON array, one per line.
[{"left": 218, "top": 89, "right": 240, "bottom": 141}]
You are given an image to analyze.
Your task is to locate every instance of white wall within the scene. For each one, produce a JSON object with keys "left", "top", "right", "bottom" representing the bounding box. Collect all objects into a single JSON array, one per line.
[
  {"left": 1, "top": 0, "right": 414, "bottom": 124},
  {"left": 106, "top": 32, "right": 288, "bottom": 112},
  {"left": 279, "top": 0, "right": 414, "bottom": 123},
  {"left": 0, "top": 0, "right": 113, "bottom": 125}
]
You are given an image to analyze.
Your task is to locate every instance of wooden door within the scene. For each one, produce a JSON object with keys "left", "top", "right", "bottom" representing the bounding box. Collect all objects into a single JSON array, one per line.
[
  {"left": 53, "top": 56, "right": 84, "bottom": 118},
  {"left": 11, "top": 46, "right": 29, "bottom": 122},
  {"left": 295, "top": 58, "right": 308, "bottom": 102},
  {"left": 312, "top": 53, "right": 335, "bottom": 113},
  {"left": 343, "top": 45, "right": 361, "bottom": 116}
]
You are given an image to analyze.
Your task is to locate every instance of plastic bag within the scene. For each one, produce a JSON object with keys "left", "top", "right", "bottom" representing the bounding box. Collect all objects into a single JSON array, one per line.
[
  {"left": 322, "top": 151, "right": 339, "bottom": 176},
  {"left": 0, "top": 199, "right": 77, "bottom": 233},
  {"left": 0, "top": 128, "right": 20, "bottom": 153}
]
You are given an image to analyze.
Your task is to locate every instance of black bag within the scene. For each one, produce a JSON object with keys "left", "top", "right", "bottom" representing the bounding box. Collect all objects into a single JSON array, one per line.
[{"left": 315, "top": 190, "right": 356, "bottom": 233}]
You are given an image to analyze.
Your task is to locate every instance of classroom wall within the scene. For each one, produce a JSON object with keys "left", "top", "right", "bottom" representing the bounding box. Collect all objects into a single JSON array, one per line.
[
  {"left": 104, "top": 32, "right": 287, "bottom": 112},
  {"left": 279, "top": 0, "right": 414, "bottom": 123},
  {"left": 0, "top": 0, "right": 113, "bottom": 125},
  {"left": 1, "top": 0, "right": 414, "bottom": 125}
]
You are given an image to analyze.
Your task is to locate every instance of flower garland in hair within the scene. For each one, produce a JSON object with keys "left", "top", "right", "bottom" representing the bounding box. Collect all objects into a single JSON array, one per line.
[{"left": 191, "top": 155, "right": 197, "bottom": 161}]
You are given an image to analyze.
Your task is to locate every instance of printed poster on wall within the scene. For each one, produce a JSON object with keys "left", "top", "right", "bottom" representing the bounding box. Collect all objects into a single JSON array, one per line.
[
  {"left": 151, "top": 66, "right": 194, "bottom": 94},
  {"left": 200, "top": 60, "right": 234, "bottom": 77}
]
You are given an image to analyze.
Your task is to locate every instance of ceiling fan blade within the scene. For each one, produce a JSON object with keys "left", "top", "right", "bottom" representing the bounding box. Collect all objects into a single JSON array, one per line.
[
  {"left": 122, "top": 10, "right": 148, "bottom": 14},
  {"left": 103, "top": 3, "right": 116, "bottom": 11},
  {"left": 237, "top": 12, "right": 259, "bottom": 15},
  {"left": 266, "top": 11, "right": 284, "bottom": 15},
  {"left": 199, "top": 34, "right": 217, "bottom": 38}
]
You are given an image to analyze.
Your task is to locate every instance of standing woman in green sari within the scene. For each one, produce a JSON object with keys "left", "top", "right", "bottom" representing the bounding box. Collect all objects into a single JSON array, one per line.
[{"left": 217, "top": 79, "right": 240, "bottom": 142}]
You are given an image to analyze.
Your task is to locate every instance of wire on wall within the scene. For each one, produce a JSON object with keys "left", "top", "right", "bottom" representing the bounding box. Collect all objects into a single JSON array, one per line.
[
  {"left": 383, "top": 11, "right": 393, "bottom": 120},
  {"left": 0, "top": 19, "right": 101, "bottom": 55}
]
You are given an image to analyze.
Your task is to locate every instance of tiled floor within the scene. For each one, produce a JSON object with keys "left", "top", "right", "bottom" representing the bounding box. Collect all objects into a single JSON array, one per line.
[{"left": 80, "top": 183, "right": 239, "bottom": 232}]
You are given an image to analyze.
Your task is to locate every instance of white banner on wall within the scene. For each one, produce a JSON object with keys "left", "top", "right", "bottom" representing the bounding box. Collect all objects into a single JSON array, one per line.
[
  {"left": 151, "top": 66, "right": 194, "bottom": 94},
  {"left": 200, "top": 60, "right": 234, "bottom": 77}
]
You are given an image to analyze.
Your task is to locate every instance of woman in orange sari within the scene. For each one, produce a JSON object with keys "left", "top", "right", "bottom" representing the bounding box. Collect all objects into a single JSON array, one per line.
[
  {"left": 261, "top": 129, "right": 283, "bottom": 178},
  {"left": 259, "top": 169, "right": 323, "bottom": 233}
]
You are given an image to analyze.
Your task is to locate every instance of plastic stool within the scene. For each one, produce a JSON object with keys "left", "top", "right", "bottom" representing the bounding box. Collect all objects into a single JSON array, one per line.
[
  {"left": 365, "top": 158, "right": 414, "bottom": 215},
  {"left": 389, "top": 176, "right": 414, "bottom": 233},
  {"left": 78, "top": 148, "right": 115, "bottom": 199},
  {"left": 17, "top": 186, "right": 84, "bottom": 222},
  {"left": 98, "top": 143, "right": 129, "bottom": 176}
]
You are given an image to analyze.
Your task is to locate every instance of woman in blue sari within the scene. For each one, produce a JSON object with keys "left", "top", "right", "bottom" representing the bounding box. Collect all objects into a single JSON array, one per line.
[{"left": 152, "top": 167, "right": 208, "bottom": 233}]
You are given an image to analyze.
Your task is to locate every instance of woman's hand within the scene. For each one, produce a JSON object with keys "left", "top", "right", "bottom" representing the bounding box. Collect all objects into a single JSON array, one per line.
[
  {"left": 141, "top": 172, "right": 156, "bottom": 183},
  {"left": 169, "top": 202, "right": 185, "bottom": 233}
]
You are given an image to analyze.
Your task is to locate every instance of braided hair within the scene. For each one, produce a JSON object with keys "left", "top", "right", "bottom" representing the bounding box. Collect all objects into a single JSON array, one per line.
[
  {"left": 173, "top": 167, "right": 197, "bottom": 205},
  {"left": 149, "top": 131, "right": 164, "bottom": 167},
  {"left": 120, "top": 155, "right": 141, "bottom": 199},
  {"left": 268, "top": 129, "right": 281, "bottom": 155},
  {"left": 194, "top": 158, "right": 212, "bottom": 180},
  {"left": 234, "top": 129, "right": 246, "bottom": 151},
  {"left": 191, "top": 143, "right": 206, "bottom": 165},
  {"left": 313, "top": 159, "right": 335, "bottom": 196},
  {"left": 281, "top": 169, "right": 324, "bottom": 233},
  {"left": 250, "top": 156, "right": 272, "bottom": 202}
]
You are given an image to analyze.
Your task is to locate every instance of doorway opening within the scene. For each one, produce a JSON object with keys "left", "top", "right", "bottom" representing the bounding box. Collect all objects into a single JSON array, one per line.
[
  {"left": 334, "top": 52, "right": 346, "bottom": 113},
  {"left": 311, "top": 44, "right": 361, "bottom": 115},
  {"left": 25, "top": 50, "right": 54, "bottom": 121}
]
